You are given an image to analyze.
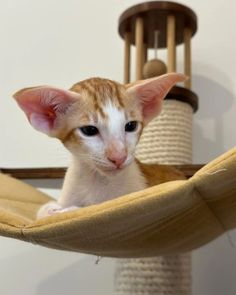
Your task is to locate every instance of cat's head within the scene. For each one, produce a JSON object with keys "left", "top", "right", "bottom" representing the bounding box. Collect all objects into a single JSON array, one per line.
[{"left": 14, "top": 73, "right": 186, "bottom": 175}]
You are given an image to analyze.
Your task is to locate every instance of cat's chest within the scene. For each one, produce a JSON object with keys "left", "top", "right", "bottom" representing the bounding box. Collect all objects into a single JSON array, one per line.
[
  {"left": 80, "top": 176, "right": 143, "bottom": 206},
  {"left": 61, "top": 161, "right": 147, "bottom": 207},
  {"left": 77, "top": 165, "right": 146, "bottom": 206}
]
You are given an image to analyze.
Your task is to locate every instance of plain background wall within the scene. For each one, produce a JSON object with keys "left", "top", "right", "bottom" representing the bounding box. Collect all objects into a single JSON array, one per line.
[{"left": 0, "top": 0, "right": 236, "bottom": 294}]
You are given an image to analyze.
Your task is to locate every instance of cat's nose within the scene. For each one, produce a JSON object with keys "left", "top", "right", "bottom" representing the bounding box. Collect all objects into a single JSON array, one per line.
[
  {"left": 107, "top": 154, "right": 127, "bottom": 168},
  {"left": 106, "top": 139, "right": 127, "bottom": 168}
]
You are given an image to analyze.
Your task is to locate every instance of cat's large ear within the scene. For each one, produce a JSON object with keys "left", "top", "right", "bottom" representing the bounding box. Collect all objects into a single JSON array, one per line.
[
  {"left": 126, "top": 73, "right": 187, "bottom": 124},
  {"left": 13, "top": 86, "right": 79, "bottom": 136}
]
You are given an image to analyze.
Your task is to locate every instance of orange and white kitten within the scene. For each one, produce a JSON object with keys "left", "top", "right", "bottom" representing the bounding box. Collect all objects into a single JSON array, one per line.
[{"left": 14, "top": 73, "right": 185, "bottom": 218}]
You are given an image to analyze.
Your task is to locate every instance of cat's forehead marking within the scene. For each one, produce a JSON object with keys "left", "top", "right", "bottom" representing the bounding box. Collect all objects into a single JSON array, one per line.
[
  {"left": 69, "top": 77, "right": 143, "bottom": 131},
  {"left": 70, "top": 78, "right": 126, "bottom": 118},
  {"left": 103, "top": 102, "right": 125, "bottom": 136}
]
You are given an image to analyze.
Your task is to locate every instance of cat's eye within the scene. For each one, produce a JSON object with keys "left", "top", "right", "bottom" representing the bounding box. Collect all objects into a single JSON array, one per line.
[
  {"left": 79, "top": 125, "right": 99, "bottom": 136},
  {"left": 125, "top": 121, "right": 138, "bottom": 132}
]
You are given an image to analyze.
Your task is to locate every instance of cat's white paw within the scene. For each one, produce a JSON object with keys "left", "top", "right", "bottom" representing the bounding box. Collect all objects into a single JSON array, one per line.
[
  {"left": 58, "top": 206, "right": 79, "bottom": 213},
  {"left": 37, "top": 202, "right": 79, "bottom": 219},
  {"left": 37, "top": 201, "right": 63, "bottom": 219}
]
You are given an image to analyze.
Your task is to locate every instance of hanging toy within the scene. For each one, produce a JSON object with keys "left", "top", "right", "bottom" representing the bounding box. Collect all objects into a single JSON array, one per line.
[{"left": 143, "top": 30, "right": 167, "bottom": 78}]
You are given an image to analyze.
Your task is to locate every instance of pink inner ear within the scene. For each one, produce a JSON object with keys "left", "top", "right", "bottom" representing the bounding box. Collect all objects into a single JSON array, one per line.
[
  {"left": 141, "top": 95, "right": 161, "bottom": 120},
  {"left": 136, "top": 84, "right": 164, "bottom": 122},
  {"left": 30, "top": 112, "right": 55, "bottom": 134},
  {"left": 14, "top": 86, "right": 78, "bottom": 134},
  {"left": 130, "top": 73, "right": 187, "bottom": 124}
]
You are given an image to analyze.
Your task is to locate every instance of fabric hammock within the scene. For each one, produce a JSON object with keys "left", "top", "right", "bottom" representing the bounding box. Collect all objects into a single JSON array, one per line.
[{"left": 0, "top": 147, "right": 235, "bottom": 258}]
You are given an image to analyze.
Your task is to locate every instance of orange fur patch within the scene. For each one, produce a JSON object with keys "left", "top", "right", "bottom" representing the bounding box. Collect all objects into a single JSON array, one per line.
[{"left": 57, "top": 77, "right": 144, "bottom": 144}]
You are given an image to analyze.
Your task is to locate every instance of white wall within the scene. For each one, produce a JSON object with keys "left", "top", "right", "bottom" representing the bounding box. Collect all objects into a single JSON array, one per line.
[{"left": 0, "top": 0, "right": 236, "bottom": 294}]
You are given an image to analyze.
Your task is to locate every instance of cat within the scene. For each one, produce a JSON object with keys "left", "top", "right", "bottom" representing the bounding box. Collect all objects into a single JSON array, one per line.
[{"left": 14, "top": 73, "right": 186, "bottom": 218}]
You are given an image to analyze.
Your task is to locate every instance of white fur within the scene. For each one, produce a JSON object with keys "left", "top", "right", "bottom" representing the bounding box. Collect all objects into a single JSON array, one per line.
[
  {"left": 103, "top": 102, "right": 125, "bottom": 138},
  {"left": 58, "top": 157, "right": 146, "bottom": 207},
  {"left": 37, "top": 158, "right": 146, "bottom": 219},
  {"left": 37, "top": 103, "right": 146, "bottom": 218}
]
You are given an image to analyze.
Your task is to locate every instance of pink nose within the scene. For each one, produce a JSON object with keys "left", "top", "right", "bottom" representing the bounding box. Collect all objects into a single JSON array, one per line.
[{"left": 107, "top": 154, "right": 127, "bottom": 168}]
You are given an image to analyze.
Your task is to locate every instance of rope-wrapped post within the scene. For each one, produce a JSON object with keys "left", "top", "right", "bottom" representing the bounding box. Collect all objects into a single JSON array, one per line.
[{"left": 115, "top": 98, "right": 194, "bottom": 294}]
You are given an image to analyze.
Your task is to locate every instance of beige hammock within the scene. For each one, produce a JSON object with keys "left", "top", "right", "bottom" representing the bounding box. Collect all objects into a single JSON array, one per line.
[{"left": 0, "top": 147, "right": 235, "bottom": 258}]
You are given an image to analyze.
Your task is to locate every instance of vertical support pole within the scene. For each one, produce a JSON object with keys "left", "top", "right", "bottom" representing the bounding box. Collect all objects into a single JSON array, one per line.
[
  {"left": 167, "top": 15, "right": 176, "bottom": 72},
  {"left": 135, "top": 17, "right": 144, "bottom": 80},
  {"left": 124, "top": 32, "right": 131, "bottom": 84},
  {"left": 143, "top": 43, "right": 148, "bottom": 66},
  {"left": 184, "top": 27, "right": 192, "bottom": 89}
]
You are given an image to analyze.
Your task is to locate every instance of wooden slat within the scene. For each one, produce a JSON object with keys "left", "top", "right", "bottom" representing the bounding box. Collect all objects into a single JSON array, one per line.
[
  {"left": 167, "top": 15, "right": 176, "bottom": 72},
  {"left": 135, "top": 17, "right": 144, "bottom": 80},
  {"left": 0, "top": 167, "right": 67, "bottom": 179},
  {"left": 0, "top": 165, "right": 204, "bottom": 179},
  {"left": 184, "top": 27, "right": 192, "bottom": 89},
  {"left": 124, "top": 31, "right": 131, "bottom": 84}
]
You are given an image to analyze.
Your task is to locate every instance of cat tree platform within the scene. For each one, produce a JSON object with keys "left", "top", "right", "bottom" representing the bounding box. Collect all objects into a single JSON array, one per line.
[{"left": 0, "top": 147, "right": 235, "bottom": 257}]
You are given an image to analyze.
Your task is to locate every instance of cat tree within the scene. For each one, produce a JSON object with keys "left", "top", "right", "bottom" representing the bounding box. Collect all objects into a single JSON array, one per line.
[{"left": 117, "top": 2, "right": 197, "bottom": 294}]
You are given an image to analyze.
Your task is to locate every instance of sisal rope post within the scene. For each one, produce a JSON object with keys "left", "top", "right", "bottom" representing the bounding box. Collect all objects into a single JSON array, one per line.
[{"left": 115, "top": 99, "right": 193, "bottom": 295}]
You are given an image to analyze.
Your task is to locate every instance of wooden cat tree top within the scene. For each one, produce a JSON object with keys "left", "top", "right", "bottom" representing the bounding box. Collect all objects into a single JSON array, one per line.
[
  {"left": 118, "top": 1, "right": 197, "bottom": 48},
  {"left": 118, "top": 1, "right": 198, "bottom": 111}
]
